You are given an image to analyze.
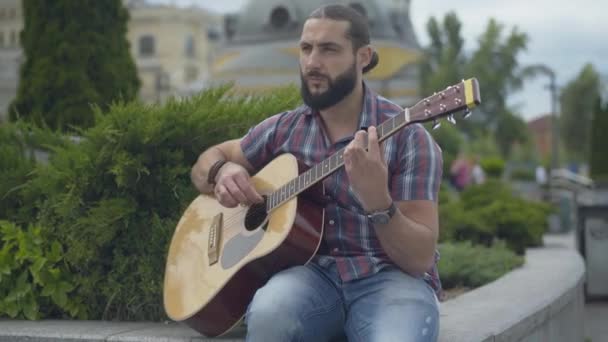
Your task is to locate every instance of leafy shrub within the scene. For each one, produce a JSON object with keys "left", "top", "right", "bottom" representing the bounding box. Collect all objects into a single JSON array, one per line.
[
  {"left": 439, "top": 201, "right": 495, "bottom": 245},
  {"left": 0, "top": 122, "right": 68, "bottom": 224},
  {"left": 459, "top": 179, "right": 512, "bottom": 210},
  {"left": 440, "top": 180, "right": 552, "bottom": 254},
  {"left": 479, "top": 199, "right": 552, "bottom": 254},
  {"left": 19, "top": 84, "right": 301, "bottom": 321},
  {"left": 0, "top": 123, "right": 36, "bottom": 224},
  {"left": 510, "top": 167, "right": 535, "bottom": 181},
  {"left": 480, "top": 157, "right": 505, "bottom": 178},
  {"left": 0, "top": 221, "right": 84, "bottom": 320},
  {"left": 438, "top": 240, "right": 524, "bottom": 289}
]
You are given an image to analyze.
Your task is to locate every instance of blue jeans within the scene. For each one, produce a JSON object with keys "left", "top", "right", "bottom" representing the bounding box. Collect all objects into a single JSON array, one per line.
[{"left": 244, "top": 260, "right": 439, "bottom": 342}]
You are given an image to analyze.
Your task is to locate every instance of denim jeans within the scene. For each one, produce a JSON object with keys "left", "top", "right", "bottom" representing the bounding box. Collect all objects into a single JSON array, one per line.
[{"left": 244, "top": 259, "right": 439, "bottom": 342}]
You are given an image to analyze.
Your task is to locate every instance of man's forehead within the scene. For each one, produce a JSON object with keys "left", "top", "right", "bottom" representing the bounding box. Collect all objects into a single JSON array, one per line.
[{"left": 300, "top": 18, "right": 351, "bottom": 44}]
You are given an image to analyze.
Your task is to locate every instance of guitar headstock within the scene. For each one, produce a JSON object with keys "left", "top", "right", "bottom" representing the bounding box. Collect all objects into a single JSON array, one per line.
[{"left": 408, "top": 78, "right": 481, "bottom": 129}]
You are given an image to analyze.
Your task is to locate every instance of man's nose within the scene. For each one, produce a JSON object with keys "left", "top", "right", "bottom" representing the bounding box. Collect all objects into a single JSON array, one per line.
[{"left": 304, "top": 49, "right": 322, "bottom": 69}]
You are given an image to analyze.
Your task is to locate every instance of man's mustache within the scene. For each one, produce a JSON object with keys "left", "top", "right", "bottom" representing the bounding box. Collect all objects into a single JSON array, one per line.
[{"left": 305, "top": 71, "right": 329, "bottom": 79}]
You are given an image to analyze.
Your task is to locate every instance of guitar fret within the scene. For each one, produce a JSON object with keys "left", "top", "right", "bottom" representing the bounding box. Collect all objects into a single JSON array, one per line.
[
  {"left": 305, "top": 169, "right": 311, "bottom": 186},
  {"left": 315, "top": 163, "right": 322, "bottom": 181},
  {"left": 323, "top": 159, "right": 330, "bottom": 175},
  {"left": 289, "top": 179, "right": 295, "bottom": 197},
  {"left": 395, "top": 111, "right": 406, "bottom": 127},
  {"left": 298, "top": 174, "right": 303, "bottom": 192}
]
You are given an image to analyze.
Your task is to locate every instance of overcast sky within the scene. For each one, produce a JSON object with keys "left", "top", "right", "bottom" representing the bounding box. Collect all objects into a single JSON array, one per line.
[{"left": 151, "top": 0, "right": 607, "bottom": 120}]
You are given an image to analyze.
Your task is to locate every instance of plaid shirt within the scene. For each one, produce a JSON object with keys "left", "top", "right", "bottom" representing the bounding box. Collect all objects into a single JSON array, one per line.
[{"left": 240, "top": 84, "right": 443, "bottom": 296}]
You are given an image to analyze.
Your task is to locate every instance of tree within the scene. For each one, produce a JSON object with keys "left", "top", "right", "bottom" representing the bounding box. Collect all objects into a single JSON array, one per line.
[
  {"left": 419, "top": 12, "right": 466, "bottom": 98},
  {"left": 419, "top": 14, "right": 532, "bottom": 156},
  {"left": 558, "top": 64, "right": 601, "bottom": 162},
  {"left": 9, "top": 0, "right": 140, "bottom": 132},
  {"left": 589, "top": 97, "right": 608, "bottom": 181}
]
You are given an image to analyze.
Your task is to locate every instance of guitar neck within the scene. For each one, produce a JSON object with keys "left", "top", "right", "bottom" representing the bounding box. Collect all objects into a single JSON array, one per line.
[
  {"left": 265, "top": 108, "right": 411, "bottom": 212},
  {"left": 265, "top": 78, "right": 481, "bottom": 213}
]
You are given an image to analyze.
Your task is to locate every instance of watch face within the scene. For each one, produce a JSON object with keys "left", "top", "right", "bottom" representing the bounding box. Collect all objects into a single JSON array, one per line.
[{"left": 371, "top": 213, "right": 390, "bottom": 225}]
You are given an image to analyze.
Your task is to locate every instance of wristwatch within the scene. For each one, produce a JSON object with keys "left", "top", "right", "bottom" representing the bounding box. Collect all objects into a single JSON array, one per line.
[{"left": 366, "top": 202, "right": 396, "bottom": 225}]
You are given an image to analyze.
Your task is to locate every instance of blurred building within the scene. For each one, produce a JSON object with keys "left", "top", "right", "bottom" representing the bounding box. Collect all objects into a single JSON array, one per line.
[
  {"left": 528, "top": 114, "right": 553, "bottom": 161},
  {"left": 0, "top": 0, "right": 222, "bottom": 121},
  {"left": 0, "top": 0, "right": 22, "bottom": 122},
  {"left": 210, "top": 0, "right": 422, "bottom": 107},
  {"left": 125, "top": 0, "right": 222, "bottom": 103}
]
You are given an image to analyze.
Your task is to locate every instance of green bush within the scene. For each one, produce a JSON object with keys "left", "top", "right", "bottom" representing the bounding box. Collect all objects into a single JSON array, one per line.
[
  {"left": 479, "top": 199, "right": 552, "bottom": 254},
  {"left": 510, "top": 167, "right": 535, "bottom": 181},
  {"left": 18, "top": 84, "right": 301, "bottom": 321},
  {"left": 0, "top": 221, "right": 84, "bottom": 320},
  {"left": 438, "top": 240, "right": 524, "bottom": 289},
  {"left": 0, "top": 122, "right": 69, "bottom": 225},
  {"left": 439, "top": 202, "right": 495, "bottom": 246},
  {"left": 480, "top": 157, "right": 505, "bottom": 178},
  {"left": 0, "top": 123, "right": 37, "bottom": 224},
  {"left": 459, "top": 179, "right": 512, "bottom": 210},
  {"left": 440, "top": 180, "right": 552, "bottom": 254}
]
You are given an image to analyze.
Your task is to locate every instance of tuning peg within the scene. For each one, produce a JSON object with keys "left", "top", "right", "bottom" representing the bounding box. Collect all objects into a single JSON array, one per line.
[
  {"left": 463, "top": 109, "right": 472, "bottom": 119},
  {"left": 447, "top": 114, "right": 456, "bottom": 124},
  {"left": 432, "top": 120, "right": 441, "bottom": 130}
]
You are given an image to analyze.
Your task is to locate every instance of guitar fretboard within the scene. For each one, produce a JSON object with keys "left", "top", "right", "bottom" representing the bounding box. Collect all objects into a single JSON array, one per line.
[{"left": 266, "top": 109, "right": 409, "bottom": 212}]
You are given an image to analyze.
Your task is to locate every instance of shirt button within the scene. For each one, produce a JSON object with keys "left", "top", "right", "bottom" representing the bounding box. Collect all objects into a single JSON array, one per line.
[{"left": 329, "top": 220, "right": 335, "bottom": 225}]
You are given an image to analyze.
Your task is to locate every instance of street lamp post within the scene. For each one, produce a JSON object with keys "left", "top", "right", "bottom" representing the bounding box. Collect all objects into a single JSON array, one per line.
[
  {"left": 547, "top": 70, "right": 559, "bottom": 171},
  {"left": 531, "top": 64, "right": 559, "bottom": 172}
]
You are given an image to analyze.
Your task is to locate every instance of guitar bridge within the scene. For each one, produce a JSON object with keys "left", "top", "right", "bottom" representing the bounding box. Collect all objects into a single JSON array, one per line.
[{"left": 208, "top": 213, "right": 223, "bottom": 266}]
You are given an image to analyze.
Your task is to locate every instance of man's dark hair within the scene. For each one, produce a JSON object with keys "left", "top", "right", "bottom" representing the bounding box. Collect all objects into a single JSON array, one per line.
[{"left": 307, "top": 4, "right": 379, "bottom": 74}]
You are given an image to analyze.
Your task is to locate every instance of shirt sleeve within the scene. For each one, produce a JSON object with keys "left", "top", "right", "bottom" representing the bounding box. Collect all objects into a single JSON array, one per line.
[
  {"left": 239, "top": 113, "right": 284, "bottom": 172},
  {"left": 390, "top": 124, "right": 443, "bottom": 201}
]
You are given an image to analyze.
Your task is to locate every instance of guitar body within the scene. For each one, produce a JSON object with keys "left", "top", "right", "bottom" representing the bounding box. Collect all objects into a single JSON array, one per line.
[{"left": 163, "top": 154, "right": 324, "bottom": 337}]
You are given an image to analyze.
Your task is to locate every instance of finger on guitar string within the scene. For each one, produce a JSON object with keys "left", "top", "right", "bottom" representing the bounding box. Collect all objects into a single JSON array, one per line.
[
  {"left": 367, "top": 126, "right": 385, "bottom": 163},
  {"left": 234, "top": 172, "right": 264, "bottom": 204},
  {"left": 224, "top": 178, "right": 250, "bottom": 206},
  {"left": 215, "top": 183, "right": 239, "bottom": 208}
]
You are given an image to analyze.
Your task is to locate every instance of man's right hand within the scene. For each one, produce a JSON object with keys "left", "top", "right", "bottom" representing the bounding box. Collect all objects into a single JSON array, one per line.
[{"left": 214, "top": 162, "right": 264, "bottom": 208}]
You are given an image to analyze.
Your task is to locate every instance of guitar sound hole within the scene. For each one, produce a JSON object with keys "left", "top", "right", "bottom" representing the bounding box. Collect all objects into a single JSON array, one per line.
[{"left": 244, "top": 196, "right": 268, "bottom": 231}]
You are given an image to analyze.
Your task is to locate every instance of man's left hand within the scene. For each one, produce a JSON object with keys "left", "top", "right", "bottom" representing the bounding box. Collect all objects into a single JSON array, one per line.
[{"left": 343, "top": 126, "right": 392, "bottom": 212}]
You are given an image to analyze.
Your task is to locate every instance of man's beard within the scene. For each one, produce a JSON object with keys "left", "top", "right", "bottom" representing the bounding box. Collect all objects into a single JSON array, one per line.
[{"left": 300, "top": 63, "right": 357, "bottom": 111}]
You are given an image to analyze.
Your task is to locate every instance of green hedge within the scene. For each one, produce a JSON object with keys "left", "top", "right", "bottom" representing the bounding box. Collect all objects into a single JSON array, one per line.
[
  {"left": 438, "top": 240, "right": 524, "bottom": 289},
  {"left": 0, "top": 84, "right": 301, "bottom": 321},
  {"left": 480, "top": 157, "right": 505, "bottom": 178},
  {"left": 440, "top": 180, "right": 553, "bottom": 254}
]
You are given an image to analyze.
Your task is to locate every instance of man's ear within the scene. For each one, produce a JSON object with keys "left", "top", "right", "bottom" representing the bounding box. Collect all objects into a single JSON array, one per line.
[{"left": 358, "top": 45, "right": 373, "bottom": 71}]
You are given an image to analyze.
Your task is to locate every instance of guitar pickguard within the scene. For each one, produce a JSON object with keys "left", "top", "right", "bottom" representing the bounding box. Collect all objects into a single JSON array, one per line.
[{"left": 220, "top": 223, "right": 267, "bottom": 269}]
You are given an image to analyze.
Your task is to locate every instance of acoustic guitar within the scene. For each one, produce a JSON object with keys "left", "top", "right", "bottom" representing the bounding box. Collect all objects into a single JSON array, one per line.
[{"left": 163, "top": 78, "right": 481, "bottom": 337}]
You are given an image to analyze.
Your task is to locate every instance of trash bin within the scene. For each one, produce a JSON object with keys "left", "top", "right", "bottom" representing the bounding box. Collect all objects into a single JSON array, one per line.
[{"left": 577, "top": 202, "right": 608, "bottom": 298}]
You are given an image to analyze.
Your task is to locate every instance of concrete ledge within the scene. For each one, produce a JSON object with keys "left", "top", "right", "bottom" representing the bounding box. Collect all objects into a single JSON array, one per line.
[
  {"left": 0, "top": 235, "right": 585, "bottom": 342},
  {"left": 438, "top": 234, "right": 585, "bottom": 342}
]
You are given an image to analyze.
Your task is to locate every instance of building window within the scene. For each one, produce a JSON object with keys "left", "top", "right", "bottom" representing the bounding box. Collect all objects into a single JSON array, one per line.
[
  {"left": 0, "top": 9, "right": 6, "bottom": 20},
  {"left": 139, "top": 35, "right": 155, "bottom": 57},
  {"left": 8, "top": 8, "right": 16, "bottom": 19},
  {"left": 270, "top": 6, "right": 290, "bottom": 29},
  {"left": 0, "top": 32, "right": 4, "bottom": 47},
  {"left": 185, "top": 35, "right": 195, "bottom": 58}
]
